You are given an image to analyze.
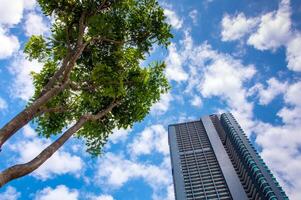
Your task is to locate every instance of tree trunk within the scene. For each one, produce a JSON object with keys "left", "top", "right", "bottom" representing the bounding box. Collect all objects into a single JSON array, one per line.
[
  {"left": 0, "top": 82, "right": 69, "bottom": 150},
  {"left": 0, "top": 101, "right": 118, "bottom": 187}
]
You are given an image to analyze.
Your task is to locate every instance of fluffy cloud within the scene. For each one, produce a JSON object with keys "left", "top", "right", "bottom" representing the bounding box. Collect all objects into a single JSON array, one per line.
[
  {"left": 23, "top": 0, "right": 37, "bottom": 10},
  {"left": 9, "top": 127, "right": 83, "bottom": 180},
  {"left": 253, "top": 81, "right": 301, "bottom": 199},
  {"left": 96, "top": 122, "right": 173, "bottom": 200},
  {"left": 286, "top": 33, "right": 301, "bottom": 71},
  {"left": 249, "top": 78, "right": 288, "bottom": 105},
  {"left": 165, "top": 43, "right": 188, "bottom": 82},
  {"left": 278, "top": 81, "right": 301, "bottom": 125},
  {"left": 0, "top": 0, "right": 36, "bottom": 26},
  {"left": 0, "top": 0, "right": 24, "bottom": 26},
  {"left": 35, "top": 185, "right": 79, "bottom": 200},
  {"left": 24, "top": 12, "right": 49, "bottom": 36},
  {"left": 128, "top": 125, "right": 169, "bottom": 157},
  {"left": 190, "top": 95, "right": 202, "bottom": 108},
  {"left": 0, "top": 96, "right": 8, "bottom": 110},
  {"left": 221, "top": 13, "right": 258, "bottom": 41},
  {"left": 108, "top": 128, "right": 132, "bottom": 144},
  {"left": 96, "top": 152, "right": 171, "bottom": 200},
  {"left": 221, "top": 0, "right": 301, "bottom": 72},
  {"left": 0, "top": 186, "right": 20, "bottom": 200},
  {"left": 200, "top": 50, "right": 256, "bottom": 133},
  {"left": 164, "top": 9, "right": 183, "bottom": 30},
  {"left": 247, "top": 0, "right": 291, "bottom": 50},
  {"left": 0, "top": 28, "right": 19, "bottom": 59},
  {"left": 173, "top": 32, "right": 256, "bottom": 132},
  {"left": 151, "top": 92, "right": 173, "bottom": 115},
  {"left": 23, "top": 124, "right": 37, "bottom": 138},
  {"left": 9, "top": 53, "right": 43, "bottom": 100}
]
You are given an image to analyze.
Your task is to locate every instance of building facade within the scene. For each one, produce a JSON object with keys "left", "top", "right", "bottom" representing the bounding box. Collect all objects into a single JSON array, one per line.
[{"left": 168, "top": 113, "right": 288, "bottom": 200}]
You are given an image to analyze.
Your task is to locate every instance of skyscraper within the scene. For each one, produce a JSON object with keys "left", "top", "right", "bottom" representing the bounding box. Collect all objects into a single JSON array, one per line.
[{"left": 168, "top": 113, "right": 288, "bottom": 200}]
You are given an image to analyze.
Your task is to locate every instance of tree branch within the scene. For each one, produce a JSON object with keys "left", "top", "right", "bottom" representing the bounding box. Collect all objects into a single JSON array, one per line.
[
  {"left": 39, "top": 51, "right": 73, "bottom": 97},
  {"left": 77, "top": 11, "right": 87, "bottom": 47},
  {"left": 43, "top": 10, "right": 89, "bottom": 94},
  {"left": 0, "top": 100, "right": 119, "bottom": 187},
  {"left": 0, "top": 81, "right": 70, "bottom": 151},
  {"left": 65, "top": 22, "right": 72, "bottom": 51},
  {"left": 98, "top": 0, "right": 108, "bottom": 12}
]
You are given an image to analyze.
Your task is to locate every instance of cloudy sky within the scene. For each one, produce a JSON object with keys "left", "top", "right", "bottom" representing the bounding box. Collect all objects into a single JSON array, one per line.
[{"left": 0, "top": 0, "right": 301, "bottom": 199}]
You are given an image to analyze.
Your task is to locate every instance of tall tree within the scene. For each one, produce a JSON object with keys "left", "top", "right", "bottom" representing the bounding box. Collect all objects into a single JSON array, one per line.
[{"left": 0, "top": 0, "right": 172, "bottom": 187}]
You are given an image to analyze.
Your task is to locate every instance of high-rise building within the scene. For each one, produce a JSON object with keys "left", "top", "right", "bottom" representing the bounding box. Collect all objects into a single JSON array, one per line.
[{"left": 168, "top": 113, "right": 288, "bottom": 200}]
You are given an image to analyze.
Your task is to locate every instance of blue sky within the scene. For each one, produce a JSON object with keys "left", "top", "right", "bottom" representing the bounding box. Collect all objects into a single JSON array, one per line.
[{"left": 0, "top": 0, "right": 301, "bottom": 199}]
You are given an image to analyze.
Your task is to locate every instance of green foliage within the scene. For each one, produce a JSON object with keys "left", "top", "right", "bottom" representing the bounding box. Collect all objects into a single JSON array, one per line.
[
  {"left": 28, "top": 0, "right": 172, "bottom": 156},
  {"left": 24, "top": 35, "right": 49, "bottom": 62}
]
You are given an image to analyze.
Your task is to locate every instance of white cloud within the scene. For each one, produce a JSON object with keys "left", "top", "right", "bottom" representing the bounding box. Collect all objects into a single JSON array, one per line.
[
  {"left": 22, "top": 0, "right": 36, "bottom": 10},
  {"left": 128, "top": 125, "right": 169, "bottom": 158},
  {"left": 23, "top": 124, "right": 37, "bottom": 138},
  {"left": 165, "top": 31, "right": 256, "bottom": 133},
  {"left": 221, "top": 0, "right": 301, "bottom": 72},
  {"left": 0, "top": 0, "right": 24, "bottom": 26},
  {"left": 24, "top": 12, "right": 48, "bottom": 36},
  {"left": 108, "top": 128, "right": 132, "bottom": 144},
  {"left": 202, "top": 66, "right": 255, "bottom": 133},
  {"left": 9, "top": 53, "right": 43, "bottom": 100},
  {"left": 0, "top": 0, "right": 36, "bottom": 26},
  {"left": 165, "top": 31, "right": 196, "bottom": 84},
  {"left": 151, "top": 92, "right": 173, "bottom": 115},
  {"left": 166, "top": 184, "right": 175, "bottom": 200},
  {"left": 278, "top": 81, "right": 301, "bottom": 125},
  {"left": 190, "top": 95, "right": 202, "bottom": 108},
  {"left": 189, "top": 10, "right": 198, "bottom": 24},
  {"left": 10, "top": 129, "right": 83, "bottom": 180},
  {"left": 177, "top": 29, "right": 300, "bottom": 200},
  {"left": 194, "top": 44, "right": 256, "bottom": 133},
  {"left": 0, "top": 96, "right": 8, "bottom": 110},
  {"left": 35, "top": 185, "right": 78, "bottom": 200},
  {"left": 165, "top": 43, "right": 188, "bottom": 82},
  {"left": 96, "top": 152, "right": 171, "bottom": 200},
  {"left": 286, "top": 33, "right": 301, "bottom": 72},
  {"left": 0, "top": 27, "right": 19, "bottom": 59},
  {"left": 253, "top": 81, "right": 301, "bottom": 199},
  {"left": 247, "top": 0, "right": 291, "bottom": 50},
  {"left": 164, "top": 9, "right": 183, "bottom": 30},
  {"left": 0, "top": 186, "right": 20, "bottom": 200},
  {"left": 249, "top": 78, "right": 288, "bottom": 105},
  {"left": 90, "top": 195, "right": 114, "bottom": 200},
  {"left": 221, "top": 13, "right": 258, "bottom": 41}
]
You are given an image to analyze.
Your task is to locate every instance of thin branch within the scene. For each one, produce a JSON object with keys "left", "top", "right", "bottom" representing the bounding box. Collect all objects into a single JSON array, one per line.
[
  {"left": 39, "top": 51, "right": 73, "bottom": 97},
  {"left": 99, "top": 0, "right": 108, "bottom": 11},
  {"left": 65, "top": 22, "right": 72, "bottom": 51},
  {"left": 62, "top": 41, "right": 90, "bottom": 83},
  {"left": 90, "top": 100, "right": 121, "bottom": 121}
]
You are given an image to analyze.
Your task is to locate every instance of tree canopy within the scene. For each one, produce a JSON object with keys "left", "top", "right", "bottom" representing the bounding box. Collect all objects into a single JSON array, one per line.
[
  {"left": 0, "top": 0, "right": 172, "bottom": 187},
  {"left": 28, "top": 0, "right": 171, "bottom": 155}
]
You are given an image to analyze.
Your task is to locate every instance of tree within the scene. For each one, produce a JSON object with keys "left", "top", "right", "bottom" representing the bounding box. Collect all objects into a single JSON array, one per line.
[{"left": 0, "top": 0, "right": 172, "bottom": 187}]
